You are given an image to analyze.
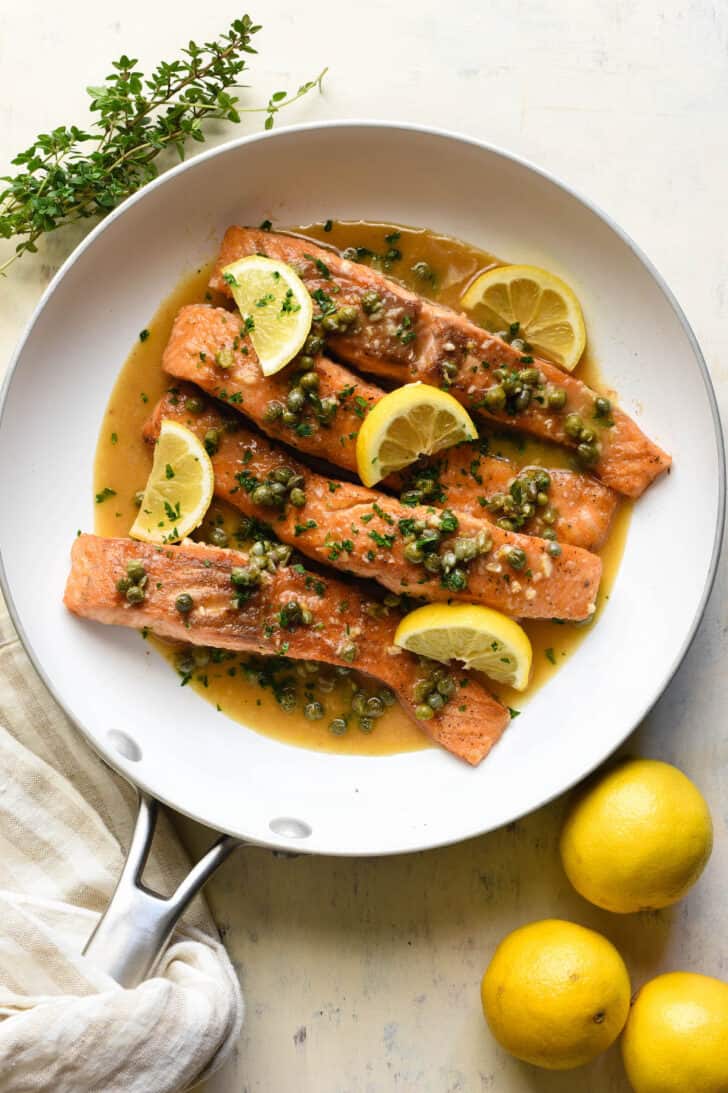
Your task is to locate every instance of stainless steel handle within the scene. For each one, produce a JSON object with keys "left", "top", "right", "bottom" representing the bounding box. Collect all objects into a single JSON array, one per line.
[{"left": 83, "top": 792, "right": 243, "bottom": 987}]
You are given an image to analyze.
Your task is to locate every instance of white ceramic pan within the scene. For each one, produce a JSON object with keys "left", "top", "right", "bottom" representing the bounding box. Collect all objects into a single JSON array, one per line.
[{"left": 0, "top": 123, "right": 723, "bottom": 985}]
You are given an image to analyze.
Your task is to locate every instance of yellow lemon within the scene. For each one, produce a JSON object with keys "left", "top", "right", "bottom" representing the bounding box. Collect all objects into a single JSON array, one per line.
[
  {"left": 461, "top": 264, "right": 586, "bottom": 371},
  {"left": 355, "top": 381, "right": 477, "bottom": 486},
  {"left": 394, "top": 603, "right": 532, "bottom": 691},
  {"left": 560, "top": 759, "right": 712, "bottom": 913},
  {"left": 222, "top": 255, "right": 313, "bottom": 376},
  {"left": 481, "top": 919, "right": 630, "bottom": 1069},
  {"left": 622, "top": 972, "right": 728, "bottom": 1093},
  {"left": 130, "top": 419, "right": 214, "bottom": 544}
]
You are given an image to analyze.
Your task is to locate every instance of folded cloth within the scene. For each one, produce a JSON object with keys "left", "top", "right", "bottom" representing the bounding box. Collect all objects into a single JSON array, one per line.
[{"left": 0, "top": 598, "right": 243, "bottom": 1092}]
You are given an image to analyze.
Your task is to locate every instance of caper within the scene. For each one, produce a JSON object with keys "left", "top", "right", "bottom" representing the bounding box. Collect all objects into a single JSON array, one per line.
[
  {"left": 580, "top": 427, "right": 597, "bottom": 445},
  {"left": 175, "top": 593, "right": 194, "bottom": 614},
  {"left": 403, "top": 542, "right": 424, "bottom": 564},
  {"left": 534, "top": 470, "right": 551, "bottom": 491},
  {"left": 126, "top": 585, "right": 145, "bottom": 605},
  {"left": 542, "top": 506, "right": 557, "bottom": 525},
  {"left": 520, "top": 367, "right": 541, "bottom": 385},
  {"left": 252, "top": 484, "right": 274, "bottom": 506},
  {"left": 365, "top": 696, "right": 385, "bottom": 718},
  {"left": 304, "top": 334, "right": 323, "bottom": 355},
  {"left": 419, "top": 528, "right": 441, "bottom": 547},
  {"left": 230, "top": 566, "right": 257, "bottom": 587},
  {"left": 547, "top": 386, "right": 567, "bottom": 410},
  {"left": 411, "top": 260, "right": 433, "bottom": 281},
  {"left": 510, "top": 337, "right": 528, "bottom": 352},
  {"left": 361, "top": 290, "right": 381, "bottom": 314},
  {"left": 204, "top": 429, "right": 220, "bottom": 455},
  {"left": 318, "top": 675, "right": 335, "bottom": 693},
  {"left": 506, "top": 547, "right": 527, "bottom": 570},
  {"left": 287, "top": 388, "right": 305, "bottom": 412},
  {"left": 547, "top": 541, "right": 563, "bottom": 557},
  {"left": 209, "top": 526, "right": 229, "bottom": 548},
  {"left": 317, "top": 396, "right": 338, "bottom": 419},
  {"left": 298, "top": 355, "right": 315, "bottom": 371},
  {"left": 536, "top": 491, "right": 549, "bottom": 508},
  {"left": 437, "top": 676, "right": 456, "bottom": 697},
  {"left": 133, "top": 490, "right": 145, "bottom": 507},
  {"left": 427, "top": 691, "right": 445, "bottom": 711},
  {"left": 380, "top": 688, "right": 396, "bottom": 707},
  {"left": 423, "top": 553, "right": 442, "bottom": 574},
  {"left": 413, "top": 679, "right": 435, "bottom": 703},
  {"left": 415, "top": 704, "right": 435, "bottom": 720},
  {"left": 564, "top": 413, "right": 584, "bottom": 439},
  {"left": 475, "top": 530, "right": 493, "bottom": 554},
  {"left": 497, "top": 518, "right": 516, "bottom": 532},
  {"left": 289, "top": 487, "right": 306, "bottom": 508},
  {"left": 299, "top": 371, "right": 319, "bottom": 392},
  {"left": 594, "top": 396, "right": 612, "bottom": 418},
  {"left": 215, "top": 348, "right": 233, "bottom": 369},
  {"left": 301, "top": 608, "right": 314, "bottom": 626},
  {"left": 441, "top": 549, "right": 457, "bottom": 571},
  {"left": 338, "top": 640, "right": 358, "bottom": 663},
  {"left": 321, "top": 313, "right": 340, "bottom": 332},
  {"left": 116, "top": 576, "right": 132, "bottom": 594},
  {"left": 281, "top": 410, "right": 297, "bottom": 426},
  {"left": 270, "top": 481, "right": 287, "bottom": 499},
  {"left": 126, "top": 560, "right": 146, "bottom": 583},
  {"left": 441, "top": 359, "right": 458, "bottom": 378},
  {"left": 329, "top": 717, "right": 348, "bottom": 735},
  {"left": 338, "top": 305, "right": 359, "bottom": 324},
  {"left": 304, "top": 701, "right": 324, "bottom": 721},
  {"left": 278, "top": 689, "right": 297, "bottom": 713},
  {"left": 351, "top": 692, "right": 367, "bottom": 715},
  {"left": 542, "top": 528, "right": 557, "bottom": 541},
  {"left": 272, "top": 466, "right": 294, "bottom": 485},
  {"left": 359, "top": 716, "right": 374, "bottom": 733},
  {"left": 514, "top": 388, "right": 531, "bottom": 412},
  {"left": 453, "top": 537, "right": 477, "bottom": 562},
  {"left": 484, "top": 385, "right": 506, "bottom": 412},
  {"left": 576, "top": 442, "right": 599, "bottom": 465},
  {"left": 415, "top": 477, "right": 436, "bottom": 496},
  {"left": 185, "top": 397, "right": 204, "bottom": 414},
  {"left": 521, "top": 503, "right": 535, "bottom": 519},
  {"left": 177, "top": 652, "right": 196, "bottom": 675}
]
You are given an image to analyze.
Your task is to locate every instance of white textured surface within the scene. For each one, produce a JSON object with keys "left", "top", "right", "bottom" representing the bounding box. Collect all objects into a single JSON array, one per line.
[{"left": 1, "top": 2, "right": 726, "bottom": 1090}]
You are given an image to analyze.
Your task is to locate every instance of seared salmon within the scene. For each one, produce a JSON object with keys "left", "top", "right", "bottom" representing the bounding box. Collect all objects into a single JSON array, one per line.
[
  {"left": 146, "top": 389, "right": 602, "bottom": 621},
  {"left": 391, "top": 446, "right": 619, "bottom": 552},
  {"left": 163, "top": 306, "right": 617, "bottom": 550},
  {"left": 64, "top": 535, "right": 510, "bottom": 765},
  {"left": 210, "top": 228, "right": 671, "bottom": 498}
]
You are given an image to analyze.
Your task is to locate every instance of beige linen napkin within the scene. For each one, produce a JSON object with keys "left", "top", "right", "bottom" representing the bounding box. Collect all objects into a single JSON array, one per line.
[{"left": 0, "top": 598, "right": 243, "bottom": 1092}]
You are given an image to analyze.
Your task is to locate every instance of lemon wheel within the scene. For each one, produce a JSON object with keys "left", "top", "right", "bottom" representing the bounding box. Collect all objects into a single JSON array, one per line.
[{"left": 130, "top": 419, "right": 214, "bottom": 544}]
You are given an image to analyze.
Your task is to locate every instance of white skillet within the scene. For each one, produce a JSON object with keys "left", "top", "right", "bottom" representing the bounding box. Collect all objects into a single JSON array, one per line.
[{"left": 0, "top": 123, "right": 723, "bottom": 984}]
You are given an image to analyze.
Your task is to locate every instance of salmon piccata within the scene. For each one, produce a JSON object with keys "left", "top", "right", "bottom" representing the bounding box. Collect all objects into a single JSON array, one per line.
[
  {"left": 64, "top": 535, "right": 510, "bottom": 765},
  {"left": 146, "top": 390, "right": 602, "bottom": 621},
  {"left": 210, "top": 228, "right": 671, "bottom": 498},
  {"left": 162, "top": 305, "right": 618, "bottom": 550}
]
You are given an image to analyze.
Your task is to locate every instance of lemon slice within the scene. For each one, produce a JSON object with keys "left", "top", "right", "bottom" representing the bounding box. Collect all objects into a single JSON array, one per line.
[
  {"left": 130, "top": 419, "right": 214, "bottom": 544},
  {"left": 394, "top": 603, "right": 532, "bottom": 691},
  {"left": 356, "top": 382, "right": 477, "bottom": 487},
  {"left": 461, "top": 264, "right": 586, "bottom": 372},
  {"left": 222, "top": 255, "right": 313, "bottom": 376}
]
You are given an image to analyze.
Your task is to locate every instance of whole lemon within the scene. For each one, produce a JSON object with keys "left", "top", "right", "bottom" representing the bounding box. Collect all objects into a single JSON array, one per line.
[
  {"left": 622, "top": 972, "right": 728, "bottom": 1092},
  {"left": 560, "top": 759, "right": 712, "bottom": 913},
  {"left": 481, "top": 919, "right": 631, "bottom": 1069}
]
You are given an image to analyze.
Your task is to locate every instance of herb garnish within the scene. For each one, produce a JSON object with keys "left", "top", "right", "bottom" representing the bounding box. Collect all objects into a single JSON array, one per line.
[{"left": 0, "top": 19, "right": 326, "bottom": 277}]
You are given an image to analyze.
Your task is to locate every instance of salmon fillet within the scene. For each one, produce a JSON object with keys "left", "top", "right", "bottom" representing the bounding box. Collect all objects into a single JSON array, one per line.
[
  {"left": 162, "top": 306, "right": 617, "bottom": 550},
  {"left": 64, "top": 535, "right": 510, "bottom": 765},
  {"left": 210, "top": 228, "right": 671, "bottom": 498},
  {"left": 390, "top": 446, "right": 619, "bottom": 552},
  {"left": 146, "top": 389, "right": 602, "bottom": 621},
  {"left": 162, "top": 304, "right": 378, "bottom": 473}
]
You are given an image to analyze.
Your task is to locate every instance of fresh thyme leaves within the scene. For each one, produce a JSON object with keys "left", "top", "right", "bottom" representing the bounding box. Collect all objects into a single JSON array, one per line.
[{"left": 0, "top": 18, "right": 326, "bottom": 277}]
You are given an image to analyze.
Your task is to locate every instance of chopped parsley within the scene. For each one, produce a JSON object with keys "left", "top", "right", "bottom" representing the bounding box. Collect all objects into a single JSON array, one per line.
[
  {"left": 545, "top": 648, "right": 556, "bottom": 665},
  {"left": 139, "top": 328, "right": 150, "bottom": 342},
  {"left": 369, "top": 530, "right": 395, "bottom": 549},
  {"left": 94, "top": 487, "right": 116, "bottom": 504},
  {"left": 304, "top": 252, "right": 331, "bottom": 279},
  {"left": 294, "top": 519, "right": 318, "bottom": 536},
  {"left": 164, "top": 464, "right": 175, "bottom": 479},
  {"left": 259, "top": 219, "right": 272, "bottom": 231}
]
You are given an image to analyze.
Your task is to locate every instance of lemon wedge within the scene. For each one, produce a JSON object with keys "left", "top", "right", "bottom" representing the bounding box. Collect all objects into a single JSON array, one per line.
[
  {"left": 222, "top": 255, "right": 313, "bottom": 376},
  {"left": 355, "top": 382, "right": 477, "bottom": 487},
  {"left": 461, "top": 264, "right": 586, "bottom": 372},
  {"left": 394, "top": 603, "right": 532, "bottom": 691},
  {"left": 130, "top": 419, "right": 214, "bottom": 544}
]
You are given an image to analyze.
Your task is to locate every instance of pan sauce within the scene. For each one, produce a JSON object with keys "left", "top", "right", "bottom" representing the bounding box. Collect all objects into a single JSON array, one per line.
[{"left": 94, "top": 222, "right": 630, "bottom": 757}]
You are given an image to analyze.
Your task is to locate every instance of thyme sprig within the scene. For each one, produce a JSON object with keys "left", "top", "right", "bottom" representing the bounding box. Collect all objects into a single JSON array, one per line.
[{"left": 0, "top": 16, "right": 326, "bottom": 276}]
